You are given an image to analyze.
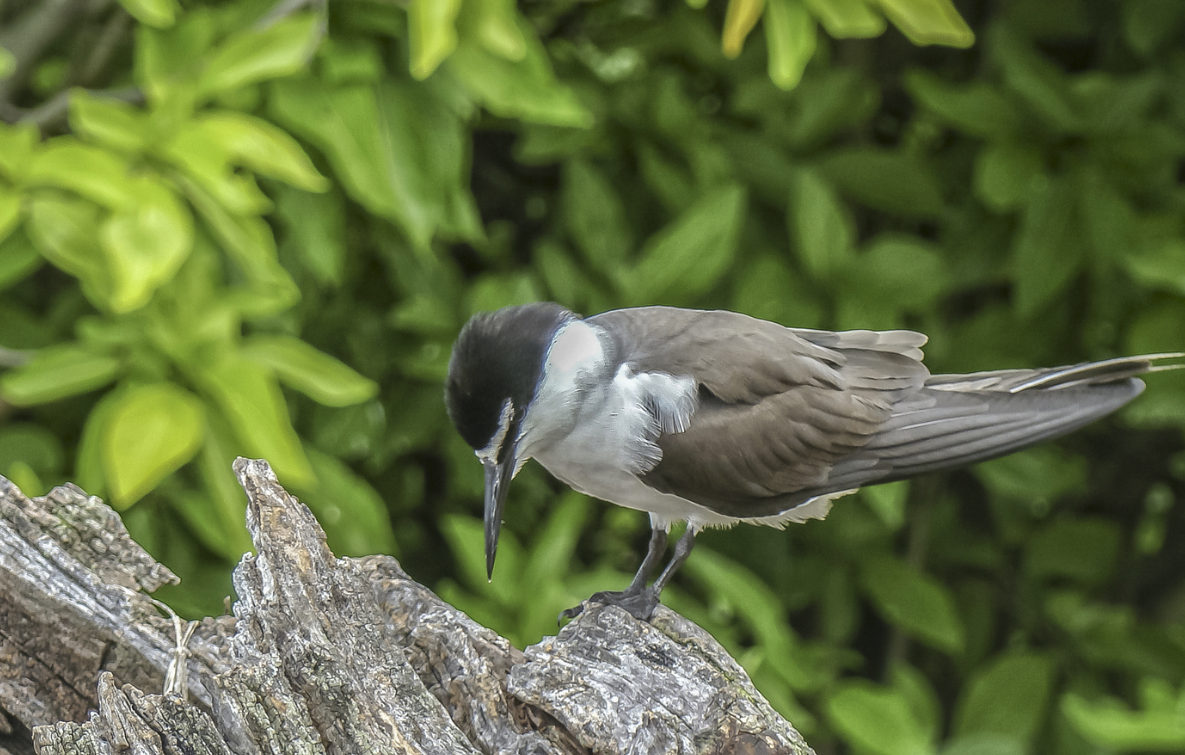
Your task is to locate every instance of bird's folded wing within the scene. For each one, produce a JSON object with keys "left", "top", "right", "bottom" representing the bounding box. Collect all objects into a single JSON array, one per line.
[{"left": 588, "top": 308, "right": 932, "bottom": 514}]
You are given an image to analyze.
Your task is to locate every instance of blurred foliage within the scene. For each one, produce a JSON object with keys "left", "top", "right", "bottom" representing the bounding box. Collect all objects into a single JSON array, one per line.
[{"left": 2, "top": 0, "right": 1185, "bottom": 753}]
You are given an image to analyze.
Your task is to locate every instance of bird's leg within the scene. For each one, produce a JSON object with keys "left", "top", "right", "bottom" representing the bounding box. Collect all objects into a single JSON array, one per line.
[
  {"left": 648, "top": 525, "right": 696, "bottom": 596},
  {"left": 561, "top": 525, "right": 697, "bottom": 622},
  {"left": 625, "top": 526, "right": 669, "bottom": 593}
]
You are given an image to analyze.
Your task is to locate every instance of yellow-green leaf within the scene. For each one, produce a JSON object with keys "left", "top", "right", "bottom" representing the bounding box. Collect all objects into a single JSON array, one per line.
[
  {"left": 0, "top": 186, "right": 21, "bottom": 245},
  {"left": 103, "top": 383, "right": 205, "bottom": 507},
  {"left": 466, "top": 0, "right": 526, "bottom": 60},
  {"left": 199, "top": 353, "right": 314, "bottom": 488},
  {"left": 116, "top": 0, "right": 176, "bottom": 28},
  {"left": 872, "top": 0, "right": 974, "bottom": 47},
  {"left": 27, "top": 141, "right": 136, "bottom": 210},
  {"left": 69, "top": 91, "right": 151, "bottom": 153},
  {"left": 0, "top": 46, "right": 15, "bottom": 80},
  {"left": 99, "top": 178, "right": 194, "bottom": 312},
  {"left": 240, "top": 335, "right": 377, "bottom": 407},
  {"left": 0, "top": 122, "right": 39, "bottom": 180},
  {"left": 26, "top": 193, "right": 115, "bottom": 306},
  {"left": 723, "top": 0, "right": 767, "bottom": 58},
  {"left": 765, "top": 0, "right": 817, "bottom": 90},
  {"left": 803, "top": 0, "right": 886, "bottom": 38},
  {"left": 0, "top": 345, "right": 122, "bottom": 406},
  {"left": 196, "top": 112, "right": 329, "bottom": 192},
  {"left": 409, "top": 0, "right": 462, "bottom": 79},
  {"left": 199, "top": 13, "right": 320, "bottom": 96}
]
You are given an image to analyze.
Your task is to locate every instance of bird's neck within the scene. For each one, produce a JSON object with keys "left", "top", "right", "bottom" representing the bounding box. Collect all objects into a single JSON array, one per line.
[{"left": 517, "top": 320, "right": 611, "bottom": 461}]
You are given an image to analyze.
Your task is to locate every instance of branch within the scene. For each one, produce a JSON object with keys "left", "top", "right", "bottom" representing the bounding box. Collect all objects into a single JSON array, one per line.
[
  {"left": 12, "top": 85, "right": 142, "bottom": 130},
  {"left": 0, "top": 460, "right": 814, "bottom": 755},
  {"left": 0, "top": 0, "right": 90, "bottom": 105}
]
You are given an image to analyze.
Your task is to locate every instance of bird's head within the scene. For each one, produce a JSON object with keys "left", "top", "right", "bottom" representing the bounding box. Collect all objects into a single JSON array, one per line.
[{"left": 445, "top": 302, "right": 575, "bottom": 579}]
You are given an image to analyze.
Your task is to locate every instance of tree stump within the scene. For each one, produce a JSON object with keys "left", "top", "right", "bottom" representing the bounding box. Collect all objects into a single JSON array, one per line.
[{"left": 0, "top": 458, "right": 813, "bottom": 755}]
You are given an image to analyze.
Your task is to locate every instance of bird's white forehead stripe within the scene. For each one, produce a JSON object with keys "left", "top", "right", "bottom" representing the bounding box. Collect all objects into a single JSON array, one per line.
[{"left": 476, "top": 399, "right": 514, "bottom": 463}]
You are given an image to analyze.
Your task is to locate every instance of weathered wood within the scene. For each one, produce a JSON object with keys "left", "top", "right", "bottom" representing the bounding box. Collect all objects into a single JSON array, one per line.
[{"left": 0, "top": 460, "right": 814, "bottom": 755}]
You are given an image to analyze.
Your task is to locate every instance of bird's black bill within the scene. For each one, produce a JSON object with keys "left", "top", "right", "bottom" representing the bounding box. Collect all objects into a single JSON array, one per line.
[{"left": 483, "top": 445, "right": 517, "bottom": 581}]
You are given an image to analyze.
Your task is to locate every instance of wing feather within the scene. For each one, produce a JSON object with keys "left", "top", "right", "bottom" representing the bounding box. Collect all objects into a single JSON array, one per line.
[{"left": 588, "top": 308, "right": 1179, "bottom": 521}]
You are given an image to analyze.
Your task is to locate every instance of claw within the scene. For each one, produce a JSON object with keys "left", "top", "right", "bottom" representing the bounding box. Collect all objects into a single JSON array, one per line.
[{"left": 559, "top": 587, "right": 661, "bottom": 623}]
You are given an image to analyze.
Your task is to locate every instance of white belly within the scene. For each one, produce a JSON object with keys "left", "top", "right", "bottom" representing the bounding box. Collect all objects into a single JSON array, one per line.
[{"left": 515, "top": 319, "right": 844, "bottom": 530}]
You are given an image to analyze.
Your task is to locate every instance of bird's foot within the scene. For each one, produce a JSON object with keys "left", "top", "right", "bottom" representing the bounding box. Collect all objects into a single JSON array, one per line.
[{"left": 559, "top": 587, "right": 660, "bottom": 622}]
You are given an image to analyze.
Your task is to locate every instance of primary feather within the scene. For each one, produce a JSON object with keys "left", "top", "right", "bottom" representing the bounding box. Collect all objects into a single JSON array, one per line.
[{"left": 590, "top": 307, "right": 1180, "bottom": 520}]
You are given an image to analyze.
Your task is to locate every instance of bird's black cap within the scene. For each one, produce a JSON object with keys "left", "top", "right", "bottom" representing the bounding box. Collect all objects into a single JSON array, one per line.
[{"left": 445, "top": 302, "right": 574, "bottom": 454}]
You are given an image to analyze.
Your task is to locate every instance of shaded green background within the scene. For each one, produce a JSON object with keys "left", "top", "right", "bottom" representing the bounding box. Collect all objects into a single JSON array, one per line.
[{"left": 2, "top": 0, "right": 1185, "bottom": 753}]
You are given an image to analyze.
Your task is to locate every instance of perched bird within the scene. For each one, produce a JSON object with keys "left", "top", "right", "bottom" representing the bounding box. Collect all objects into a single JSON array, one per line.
[{"left": 444, "top": 302, "right": 1180, "bottom": 620}]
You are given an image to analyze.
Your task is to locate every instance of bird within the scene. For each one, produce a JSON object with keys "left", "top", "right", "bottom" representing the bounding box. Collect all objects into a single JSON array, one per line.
[{"left": 444, "top": 302, "right": 1182, "bottom": 621}]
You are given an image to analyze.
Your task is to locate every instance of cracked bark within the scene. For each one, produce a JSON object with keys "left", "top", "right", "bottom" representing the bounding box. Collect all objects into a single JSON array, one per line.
[{"left": 0, "top": 459, "right": 813, "bottom": 755}]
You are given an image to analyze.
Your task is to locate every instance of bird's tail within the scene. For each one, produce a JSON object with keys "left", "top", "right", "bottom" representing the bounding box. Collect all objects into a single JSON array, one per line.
[{"left": 823, "top": 353, "right": 1185, "bottom": 489}]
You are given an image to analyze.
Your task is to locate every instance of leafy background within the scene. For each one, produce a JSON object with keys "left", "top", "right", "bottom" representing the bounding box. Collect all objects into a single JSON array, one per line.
[{"left": 2, "top": 0, "right": 1185, "bottom": 753}]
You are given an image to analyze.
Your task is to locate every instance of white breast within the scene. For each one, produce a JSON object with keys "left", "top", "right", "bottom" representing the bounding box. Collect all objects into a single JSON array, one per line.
[{"left": 515, "top": 320, "right": 740, "bottom": 528}]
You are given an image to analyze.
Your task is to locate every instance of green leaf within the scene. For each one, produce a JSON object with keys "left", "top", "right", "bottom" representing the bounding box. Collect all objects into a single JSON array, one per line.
[
  {"left": 199, "top": 13, "right": 320, "bottom": 96},
  {"left": 818, "top": 147, "right": 944, "bottom": 218},
  {"left": 788, "top": 169, "right": 854, "bottom": 280},
  {"left": 954, "top": 653, "right": 1054, "bottom": 743},
  {"left": 976, "top": 445, "right": 1087, "bottom": 503},
  {"left": 861, "top": 480, "right": 909, "bottom": 531},
  {"left": 940, "top": 734, "right": 1026, "bottom": 755},
  {"left": 1062, "top": 692, "right": 1185, "bottom": 751},
  {"left": 240, "top": 335, "right": 377, "bottom": 407},
  {"left": 731, "top": 253, "right": 823, "bottom": 329},
  {"left": 75, "top": 390, "right": 122, "bottom": 496},
  {"left": 1011, "top": 177, "right": 1084, "bottom": 316},
  {"left": 134, "top": 9, "right": 215, "bottom": 101},
  {"left": 684, "top": 547, "right": 826, "bottom": 691},
  {"left": 0, "top": 185, "right": 21, "bottom": 246},
  {"left": 802, "top": 0, "right": 885, "bottom": 38},
  {"left": 117, "top": 0, "right": 176, "bottom": 28},
  {"left": 1124, "top": 0, "right": 1185, "bottom": 57},
  {"left": 827, "top": 682, "right": 937, "bottom": 755},
  {"left": 890, "top": 663, "right": 941, "bottom": 744},
  {"left": 25, "top": 193, "right": 116, "bottom": 306},
  {"left": 175, "top": 176, "right": 299, "bottom": 317},
  {"left": 765, "top": 0, "right": 817, "bottom": 91},
  {"left": 448, "top": 23, "right": 594, "bottom": 128},
  {"left": 0, "top": 229, "right": 42, "bottom": 289},
  {"left": 441, "top": 513, "right": 524, "bottom": 605},
  {"left": 191, "top": 416, "right": 254, "bottom": 561},
  {"left": 1026, "top": 517, "right": 1120, "bottom": 585},
  {"left": 408, "top": 0, "right": 461, "bottom": 79},
  {"left": 0, "top": 46, "right": 14, "bottom": 79},
  {"left": 466, "top": 0, "right": 527, "bottom": 60},
  {"left": 0, "top": 122, "right": 39, "bottom": 180},
  {"left": 269, "top": 78, "right": 481, "bottom": 250},
  {"left": 0, "top": 424, "right": 64, "bottom": 478},
  {"left": 904, "top": 70, "right": 1022, "bottom": 139},
  {"left": 852, "top": 234, "right": 947, "bottom": 308},
  {"left": 874, "top": 0, "right": 974, "bottom": 47},
  {"left": 860, "top": 555, "right": 965, "bottom": 654},
  {"left": 628, "top": 183, "right": 746, "bottom": 304},
  {"left": 69, "top": 91, "right": 151, "bottom": 153},
  {"left": 195, "top": 112, "right": 329, "bottom": 192},
  {"left": 300, "top": 447, "right": 398, "bottom": 556},
  {"left": 973, "top": 142, "right": 1044, "bottom": 212},
  {"left": 99, "top": 177, "right": 194, "bottom": 313},
  {"left": 198, "top": 353, "right": 314, "bottom": 488},
  {"left": 563, "top": 160, "right": 632, "bottom": 269},
  {"left": 275, "top": 187, "right": 346, "bottom": 286},
  {"left": 991, "top": 27, "right": 1082, "bottom": 133},
  {"left": 102, "top": 383, "right": 205, "bottom": 507},
  {"left": 27, "top": 140, "right": 136, "bottom": 210},
  {"left": 1127, "top": 239, "right": 1185, "bottom": 296}
]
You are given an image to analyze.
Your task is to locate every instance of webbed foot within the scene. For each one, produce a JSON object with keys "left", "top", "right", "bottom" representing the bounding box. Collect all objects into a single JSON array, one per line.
[{"left": 559, "top": 587, "right": 661, "bottom": 622}]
